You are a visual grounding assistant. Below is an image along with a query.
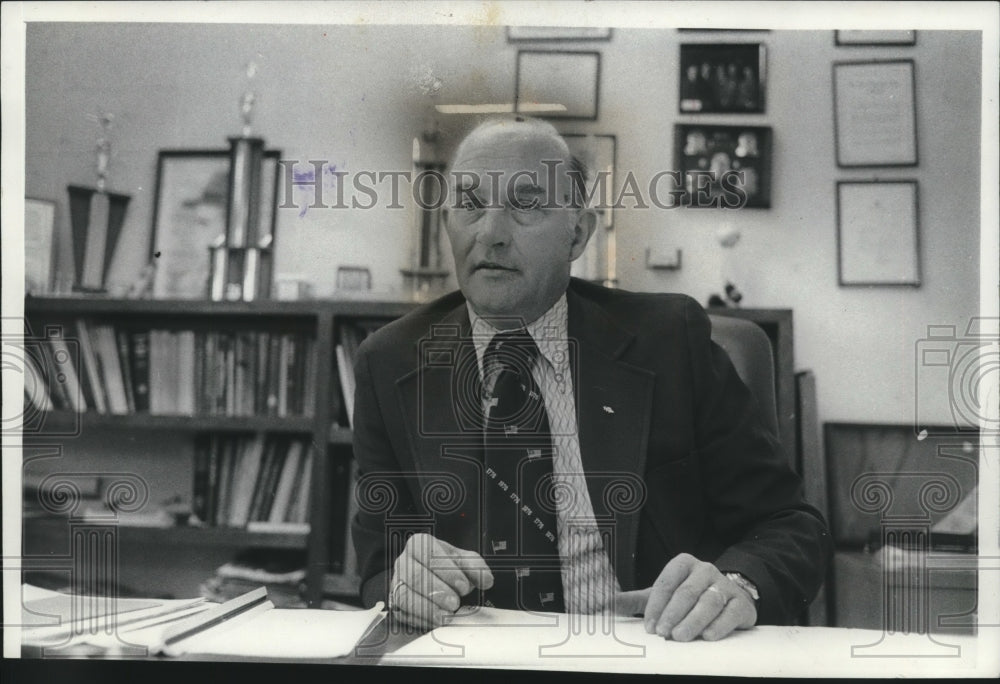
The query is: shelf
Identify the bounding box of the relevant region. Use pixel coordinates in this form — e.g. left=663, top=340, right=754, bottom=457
left=25, top=294, right=416, bottom=319
left=25, top=516, right=309, bottom=550
left=34, top=410, right=315, bottom=434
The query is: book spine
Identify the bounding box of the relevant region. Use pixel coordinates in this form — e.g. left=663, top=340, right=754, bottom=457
left=256, top=439, right=288, bottom=521
left=129, top=329, right=151, bottom=412
left=176, top=330, right=196, bottom=415
left=268, top=440, right=302, bottom=524
left=193, top=331, right=205, bottom=415
left=302, top=336, right=316, bottom=418
left=49, top=335, right=86, bottom=412
left=277, top=334, right=290, bottom=417
left=115, top=328, right=136, bottom=413
left=291, top=448, right=313, bottom=524
left=96, top=325, right=128, bottom=414
left=246, top=437, right=275, bottom=523
left=192, top=436, right=210, bottom=524
left=266, top=334, right=281, bottom=415
left=206, top=437, right=219, bottom=526
left=76, top=319, right=108, bottom=414
left=215, top=438, right=236, bottom=526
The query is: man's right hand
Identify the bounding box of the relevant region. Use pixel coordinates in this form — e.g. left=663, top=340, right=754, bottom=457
left=388, top=533, right=494, bottom=629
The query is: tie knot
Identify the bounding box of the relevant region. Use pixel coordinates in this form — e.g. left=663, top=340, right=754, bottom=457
left=484, top=328, right=539, bottom=372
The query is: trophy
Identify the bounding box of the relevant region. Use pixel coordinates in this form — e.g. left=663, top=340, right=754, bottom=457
left=68, top=112, right=131, bottom=293
left=400, top=114, right=449, bottom=301
left=208, top=62, right=273, bottom=301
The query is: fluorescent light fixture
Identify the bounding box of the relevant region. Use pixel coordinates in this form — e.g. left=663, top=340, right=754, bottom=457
left=434, top=103, right=567, bottom=114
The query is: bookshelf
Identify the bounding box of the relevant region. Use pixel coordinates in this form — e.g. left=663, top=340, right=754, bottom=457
left=21, top=294, right=414, bottom=606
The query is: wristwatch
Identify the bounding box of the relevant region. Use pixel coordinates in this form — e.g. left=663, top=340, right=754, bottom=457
left=724, top=572, right=760, bottom=603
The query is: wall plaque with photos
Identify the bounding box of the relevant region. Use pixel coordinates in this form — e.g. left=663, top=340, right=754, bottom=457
left=515, top=50, right=600, bottom=120
left=679, top=43, right=766, bottom=113
left=673, top=125, right=772, bottom=209
left=836, top=180, right=920, bottom=287
left=833, top=60, right=918, bottom=167
left=150, top=149, right=281, bottom=299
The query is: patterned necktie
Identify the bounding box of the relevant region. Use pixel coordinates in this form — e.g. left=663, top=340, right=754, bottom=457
left=480, top=329, right=565, bottom=612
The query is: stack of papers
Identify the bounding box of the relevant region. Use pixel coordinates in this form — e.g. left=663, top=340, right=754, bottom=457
left=19, top=584, right=384, bottom=659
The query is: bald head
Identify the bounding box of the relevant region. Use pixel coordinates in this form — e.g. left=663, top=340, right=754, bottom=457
left=449, top=116, right=588, bottom=209
left=442, top=116, right=597, bottom=326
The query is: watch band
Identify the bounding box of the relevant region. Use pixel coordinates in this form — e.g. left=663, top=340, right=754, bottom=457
left=724, top=572, right=760, bottom=602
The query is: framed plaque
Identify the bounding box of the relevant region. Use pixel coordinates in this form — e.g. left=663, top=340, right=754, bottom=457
left=833, top=60, right=918, bottom=167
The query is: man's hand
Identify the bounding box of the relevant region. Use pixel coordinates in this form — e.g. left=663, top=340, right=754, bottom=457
left=388, top=533, right=494, bottom=630
left=614, top=553, right=757, bottom=642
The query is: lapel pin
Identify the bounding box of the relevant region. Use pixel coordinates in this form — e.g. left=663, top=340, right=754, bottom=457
left=602, top=405, right=615, bottom=414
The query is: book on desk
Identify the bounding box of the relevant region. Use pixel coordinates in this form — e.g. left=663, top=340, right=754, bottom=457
left=20, top=584, right=384, bottom=658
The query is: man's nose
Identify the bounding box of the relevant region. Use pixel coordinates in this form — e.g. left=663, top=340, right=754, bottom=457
left=475, top=206, right=515, bottom=246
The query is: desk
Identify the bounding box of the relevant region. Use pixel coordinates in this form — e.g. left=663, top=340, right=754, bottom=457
left=21, top=613, right=991, bottom=677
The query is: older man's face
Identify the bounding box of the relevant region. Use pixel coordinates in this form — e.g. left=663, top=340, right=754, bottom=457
left=445, top=124, right=593, bottom=326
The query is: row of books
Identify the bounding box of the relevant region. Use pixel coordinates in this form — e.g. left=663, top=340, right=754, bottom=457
left=192, top=434, right=313, bottom=528
left=333, top=319, right=385, bottom=428
left=24, top=320, right=315, bottom=418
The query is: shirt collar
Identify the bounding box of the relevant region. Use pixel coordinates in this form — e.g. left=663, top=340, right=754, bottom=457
left=468, top=294, right=569, bottom=376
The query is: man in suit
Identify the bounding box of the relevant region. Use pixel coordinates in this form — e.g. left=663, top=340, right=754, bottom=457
left=351, top=117, right=831, bottom=641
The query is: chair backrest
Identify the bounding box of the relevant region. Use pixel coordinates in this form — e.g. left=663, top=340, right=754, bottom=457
left=708, top=314, right=779, bottom=437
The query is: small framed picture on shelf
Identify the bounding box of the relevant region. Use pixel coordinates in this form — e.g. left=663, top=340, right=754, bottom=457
left=833, top=60, right=917, bottom=167
left=336, top=266, right=372, bottom=291
left=150, top=149, right=281, bottom=299
left=835, top=30, right=916, bottom=46
left=515, top=50, right=601, bottom=120
left=836, top=180, right=920, bottom=287
left=679, top=43, right=766, bottom=113
left=24, top=198, right=57, bottom=294
left=673, top=124, right=773, bottom=209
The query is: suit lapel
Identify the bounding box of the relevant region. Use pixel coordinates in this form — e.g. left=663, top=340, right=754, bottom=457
left=568, top=288, right=655, bottom=590
left=394, top=303, right=484, bottom=549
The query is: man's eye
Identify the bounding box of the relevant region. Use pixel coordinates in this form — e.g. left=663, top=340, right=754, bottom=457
left=459, top=196, right=483, bottom=211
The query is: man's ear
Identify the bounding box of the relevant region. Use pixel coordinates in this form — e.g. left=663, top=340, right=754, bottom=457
left=568, top=208, right=598, bottom=262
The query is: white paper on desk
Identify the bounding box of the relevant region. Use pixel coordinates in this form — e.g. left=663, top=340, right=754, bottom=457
left=180, top=603, right=386, bottom=658
left=387, top=608, right=799, bottom=670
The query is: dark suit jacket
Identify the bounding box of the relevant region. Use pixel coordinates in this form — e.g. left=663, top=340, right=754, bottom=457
left=350, top=278, right=831, bottom=625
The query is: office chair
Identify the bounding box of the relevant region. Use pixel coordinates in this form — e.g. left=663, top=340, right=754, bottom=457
left=708, top=314, right=778, bottom=437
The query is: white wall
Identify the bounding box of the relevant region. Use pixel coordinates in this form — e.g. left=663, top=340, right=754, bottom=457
left=26, top=24, right=982, bottom=427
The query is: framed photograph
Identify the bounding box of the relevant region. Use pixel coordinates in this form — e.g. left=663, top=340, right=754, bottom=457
left=679, top=43, right=766, bottom=113
left=150, top=149, right=281, bottom=299
left=507, top=26, right=612, bottom=42
left=833, top=60, right=917, bottom=167
left=563, top=134, right=617, bottom=285
left=835, top=30, right=916, bottom=46
left=336, top=266, right=372, bottom=291
left=515, top=50, right=600, bottom=120
left=836, top=180, right=920, bottom=287
left=24, top=198, right=57, bottom=294
left=673, top=124, right=773, bottom=209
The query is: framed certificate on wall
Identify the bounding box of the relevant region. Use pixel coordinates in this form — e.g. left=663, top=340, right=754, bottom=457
left=833, top=60, right=918, bottom=167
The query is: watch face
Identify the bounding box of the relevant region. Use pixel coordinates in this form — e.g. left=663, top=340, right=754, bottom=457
left=726, top=572, right=759, bottom=601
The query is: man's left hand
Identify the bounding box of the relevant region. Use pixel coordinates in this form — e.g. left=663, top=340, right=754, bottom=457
left=614, top=553, right=757, bottom=642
